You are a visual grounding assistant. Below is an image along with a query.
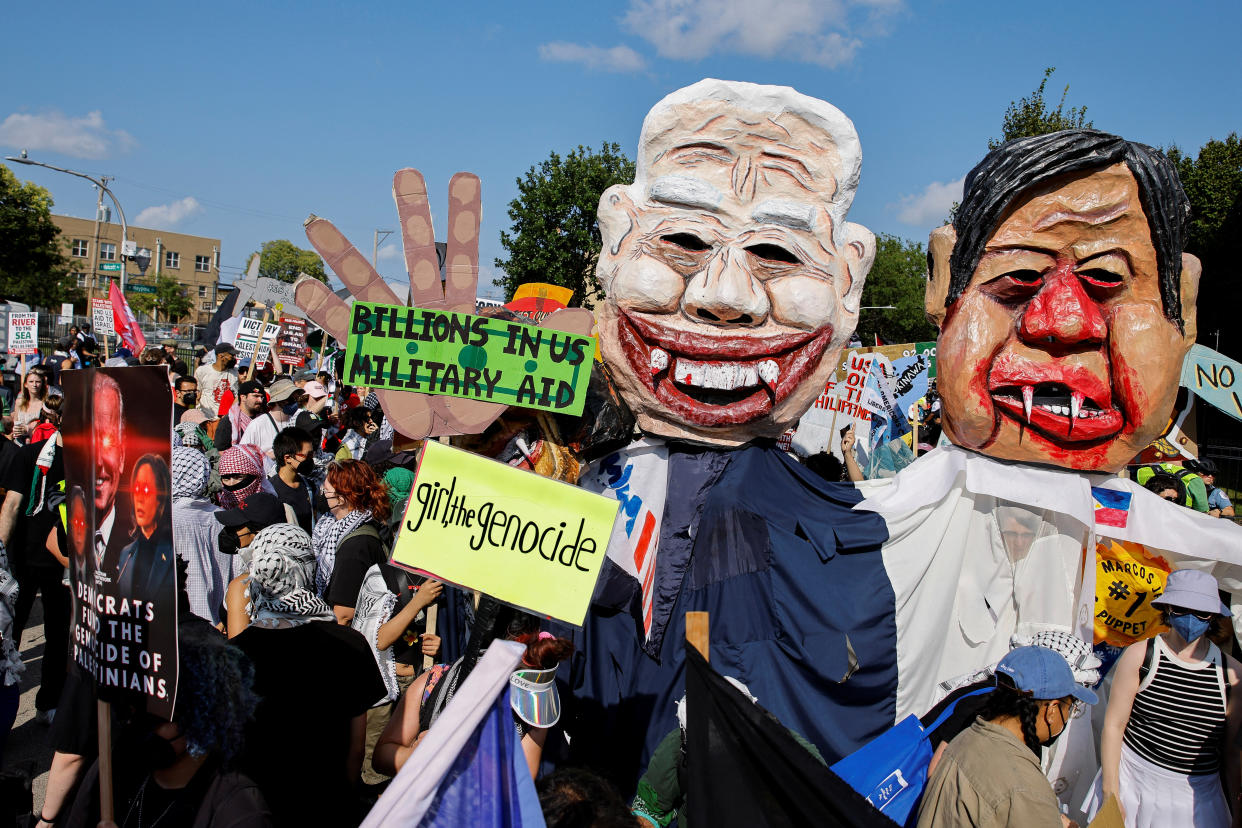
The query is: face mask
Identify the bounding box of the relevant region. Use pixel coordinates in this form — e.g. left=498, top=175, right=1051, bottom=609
left=222, top=475, right=255, bottom=492
left=297, top=458, right=315, bottom=475
left=181, top=392, right=198, bottom=405
left=1039, top=703, right=1069, bottom=749
left=140, top=729, right=180, bottom=770
left=218, top=528, right=240, bottom=556
left=282, top=401, right=300, bottom=416
left=1170, top=613, right=1211, bottom=644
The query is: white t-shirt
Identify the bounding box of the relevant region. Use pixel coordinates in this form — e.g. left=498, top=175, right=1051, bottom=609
left=194, top=364, right=238, bottom=417
left=240, top=412, right=289, bottom=477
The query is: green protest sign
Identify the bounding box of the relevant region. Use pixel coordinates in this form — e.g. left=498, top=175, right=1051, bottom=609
left=392, top=440, right=619, bottom=626
left=344, top=302, right=595, bottom=416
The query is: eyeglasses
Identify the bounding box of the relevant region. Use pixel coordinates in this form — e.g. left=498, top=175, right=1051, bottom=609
left=1168, top=608, right=1214, bottom=621
left=1161, top=494, right=1179, bottom=502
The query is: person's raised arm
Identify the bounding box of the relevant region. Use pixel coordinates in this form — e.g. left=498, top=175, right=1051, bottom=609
left=375, top=580, right=442, bottom=651
left=841, top=426, right=864, bottom=483
left=1102, top=640, right=1145, bottom=815
left=373, top=671, right=432, bottom=777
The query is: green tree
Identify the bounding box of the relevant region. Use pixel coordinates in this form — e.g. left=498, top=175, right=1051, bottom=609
left=855, top=234, right=938, bottom=345
left=989, top=67, right=1093, bottom=148
left=254, top=239, right=327, bottom=283
left=127, top=274, right=194, bottom=323
left=1166, top=134, right=1242, bottom=357
left=0, top=164, right=76, bottom=308
left=495, top=143, right=636, bottom=308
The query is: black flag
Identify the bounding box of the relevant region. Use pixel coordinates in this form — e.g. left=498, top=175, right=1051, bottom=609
left=685, top=643, right=897, bottom=828
left=196, top=288, right=240, bottom=348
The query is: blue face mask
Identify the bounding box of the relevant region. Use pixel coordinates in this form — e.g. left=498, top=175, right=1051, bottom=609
left=282, top=401, right=300, bottom=415
left=1169, top=613, right=1211, bottom=644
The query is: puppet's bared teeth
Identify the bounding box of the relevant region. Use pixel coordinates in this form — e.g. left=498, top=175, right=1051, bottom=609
left=1022, top=385, right=1034, bottom=424
left=672, top=358, right=761, bottom=390
left=758, top=360, right=779, bottom=386
left=650, top=347, right=669, bottom=374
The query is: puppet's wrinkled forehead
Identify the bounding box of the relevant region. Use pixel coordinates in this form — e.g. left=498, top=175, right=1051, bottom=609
left=633, top=78, right=862, bottom=213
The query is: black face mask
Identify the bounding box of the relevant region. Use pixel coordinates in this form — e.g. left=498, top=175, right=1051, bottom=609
left=218, top=528, right=241, bottom=556
left=140, top=729, right=180, bottom=770
left=221, top=475, right=256, bottom=492
left=1039, top=704, right=1069, bottom=749
left=180, top=391, right=198, bottom=405
left=297, top=458, right=315, bottom=475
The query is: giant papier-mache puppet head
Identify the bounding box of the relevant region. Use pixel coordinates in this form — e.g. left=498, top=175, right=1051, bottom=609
left=595, top=79, right=876, bottom=446
left=925, top=130, right=1199, bottom=472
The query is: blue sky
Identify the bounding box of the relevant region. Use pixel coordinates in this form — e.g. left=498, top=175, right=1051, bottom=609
left=2, top=0, right=1238, bottom=301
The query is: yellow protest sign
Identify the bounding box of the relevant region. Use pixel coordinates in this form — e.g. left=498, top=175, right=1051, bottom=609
left=392, top=440, right=619, bottom=626
left=1094, top=538, right=1171, bottom=647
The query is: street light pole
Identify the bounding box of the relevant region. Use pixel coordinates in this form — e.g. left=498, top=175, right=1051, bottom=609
left=5, top=153, right=130, bottom=293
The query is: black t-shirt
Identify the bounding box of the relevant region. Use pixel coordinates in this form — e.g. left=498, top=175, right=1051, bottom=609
left=1, top=438, right=65, bottom=569
left=268, top=473, right=313, bottom=534
left=233, top=620, right=384, bottom=828
left=324, top=521, right=387, bottom=609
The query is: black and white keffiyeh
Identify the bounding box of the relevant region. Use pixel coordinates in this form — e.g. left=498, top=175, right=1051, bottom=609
left=0, top=541, right=23, bottom=686
left=351, top=563, right=399, bottom=703
left=311, top=509, right=370, bottom=597
left=246, top=524, right=334, bottom=626
left=172, top=446, right=210, bottom=500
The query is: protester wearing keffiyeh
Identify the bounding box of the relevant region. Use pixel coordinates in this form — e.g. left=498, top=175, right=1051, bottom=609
left=311, top=508, right=370, bottom=598
left=217, top=445, right=274, bottom=509
left=172, top=447, right=234, bottom=625
left=245, top=524, right=335, bottom=627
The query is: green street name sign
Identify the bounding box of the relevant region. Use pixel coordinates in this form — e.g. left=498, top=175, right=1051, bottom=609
left=98, top=262, right=123, bottom=272
left=126, top=284, right=156, bottom=294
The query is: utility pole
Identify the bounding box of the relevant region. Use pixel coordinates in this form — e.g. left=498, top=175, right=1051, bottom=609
left=88, top=177, right=112, bottom=305
left=373, top=229, right=393, bottom=268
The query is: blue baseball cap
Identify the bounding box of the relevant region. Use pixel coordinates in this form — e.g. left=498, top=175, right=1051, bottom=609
left=995, top=646, right=1098, bottom=705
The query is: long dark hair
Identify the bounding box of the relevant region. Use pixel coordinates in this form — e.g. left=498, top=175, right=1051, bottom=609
left=978, top=674, right=1048, bottom=755
left=130, top=454, right=172, bottom=541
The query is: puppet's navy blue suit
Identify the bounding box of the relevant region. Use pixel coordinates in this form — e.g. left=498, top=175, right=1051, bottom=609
left=561, top=442, right=897, bottom=792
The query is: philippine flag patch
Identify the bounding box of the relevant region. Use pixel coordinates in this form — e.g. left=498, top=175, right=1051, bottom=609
left=1093, top=487, right=1133, bottom=529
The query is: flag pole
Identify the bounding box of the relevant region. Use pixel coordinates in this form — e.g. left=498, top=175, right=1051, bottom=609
left=685, top=611, right=710, bottom=662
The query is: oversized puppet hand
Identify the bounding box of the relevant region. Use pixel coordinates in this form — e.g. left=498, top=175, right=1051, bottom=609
left=294, top=169, right=594, bottom=439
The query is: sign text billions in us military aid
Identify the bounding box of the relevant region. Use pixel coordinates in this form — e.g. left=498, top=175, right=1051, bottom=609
left=391, top=441, right=619, bottom=626
left=345, top=302, right=595, bottom=417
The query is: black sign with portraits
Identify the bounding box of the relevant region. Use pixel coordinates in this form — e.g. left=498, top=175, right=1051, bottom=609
left=63, top=366, right=177, bottom=718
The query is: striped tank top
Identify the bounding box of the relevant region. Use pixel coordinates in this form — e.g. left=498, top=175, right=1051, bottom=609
left=1123, top=636, right=1227, bottom=775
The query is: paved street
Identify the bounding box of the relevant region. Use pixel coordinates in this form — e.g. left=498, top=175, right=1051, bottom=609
left=4, top=597, right=53, bottom=819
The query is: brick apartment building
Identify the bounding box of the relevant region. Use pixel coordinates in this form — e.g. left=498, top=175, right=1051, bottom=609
left=51, top=212, right=224, bottom=326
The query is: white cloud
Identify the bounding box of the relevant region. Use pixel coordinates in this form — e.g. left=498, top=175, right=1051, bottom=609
left=538, top=42, right=648, bottom=73
left=135, top=197, right=203, bottom=228
left=376, top=243, right=402, bottom=261
left=0, top=110, right=135, bottom=160
left=621, top=0, right=900, bottom=68
left=893, top=177, right=964, bottom=227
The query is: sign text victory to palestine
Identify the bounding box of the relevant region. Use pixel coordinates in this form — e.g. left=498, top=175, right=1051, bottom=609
left=345, top=302, right=595, bottom=416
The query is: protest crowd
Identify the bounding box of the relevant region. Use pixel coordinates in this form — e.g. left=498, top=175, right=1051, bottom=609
left=1, top=79, right=1241, bottom=828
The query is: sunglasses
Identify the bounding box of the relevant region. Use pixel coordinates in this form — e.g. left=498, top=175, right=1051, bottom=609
left=1168, top=607, right=1215, bottom=621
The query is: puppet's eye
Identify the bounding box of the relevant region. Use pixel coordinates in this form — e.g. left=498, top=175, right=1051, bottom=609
left=745, top=243, right=800, bottom=264
left=1077, top=268, right=1123, bottom=287
left=1001, top=269, right=1043, bottom=286
left=660, top=233, right=711, bottom=252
